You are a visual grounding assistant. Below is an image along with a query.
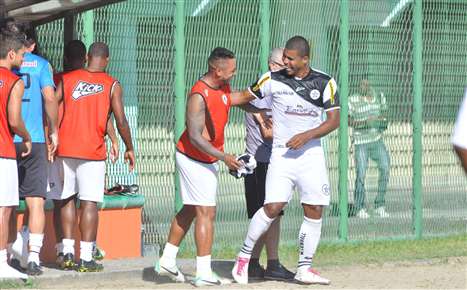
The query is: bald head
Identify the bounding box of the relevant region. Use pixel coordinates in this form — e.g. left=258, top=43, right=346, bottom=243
left=268, top=47, right=284, bottom=72
left=88, top=42, right=109, bottom=58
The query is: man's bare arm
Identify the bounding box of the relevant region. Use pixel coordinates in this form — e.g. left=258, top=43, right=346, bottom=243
left=287, top=109, right=340, bottom=149
left=186, top=93, right=241, bottom=170
left=43, top=85, right=58, bottom=134
left=230, top=89, right=256, bottom=106
left=8, top=80, right=32, bottom=156
left=454, top=146, right=467, bottom=174
left=111, top=82, right=135, bottom=171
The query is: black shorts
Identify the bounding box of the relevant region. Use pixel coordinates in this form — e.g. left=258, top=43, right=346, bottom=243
left=16, top=143, right=47, bottom=199
left=244, top=162, right=284, bottom=218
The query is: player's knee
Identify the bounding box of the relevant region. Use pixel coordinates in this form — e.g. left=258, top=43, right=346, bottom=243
left=195, top=205, right=216, bottom=220
left=263, top=203, right=283, bottom=218
left=303, top=204, right=323, bottom=219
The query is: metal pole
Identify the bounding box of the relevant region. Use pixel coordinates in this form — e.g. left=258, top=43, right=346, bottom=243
left=174, top=0, right=186, bottom=212
left=82, top=10, right=94, bottom=49
left=338, top=0, right=349, bottom=241
left=412, top=0, right=423, bottom=239
left=260, top=0, right=270, bottom=73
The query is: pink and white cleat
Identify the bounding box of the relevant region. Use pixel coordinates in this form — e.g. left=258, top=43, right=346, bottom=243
left=231, top=257, right=249, bottom=284
left=294, top=267, right=330, bottom=285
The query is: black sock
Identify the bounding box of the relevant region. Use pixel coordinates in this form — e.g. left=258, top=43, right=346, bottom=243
left=250, top=258, right=260, bottom=267
left=267, top=259, right=280, bottom=268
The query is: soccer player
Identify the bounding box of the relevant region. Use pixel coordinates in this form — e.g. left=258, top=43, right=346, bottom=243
left=49, top=40, right=118, bottom=269
left=0, top=31, right=31, bottom=279
left=452, top=88, right=467, bottom=173
left=232, top=36, right=340, bottom=285
left=4, top=22, right=59, bottom=276
left=55, top=42, right=135, bottom=272
left=155, top=47, right=259, bottom=286
left=243, top=47, right=294, bottom=281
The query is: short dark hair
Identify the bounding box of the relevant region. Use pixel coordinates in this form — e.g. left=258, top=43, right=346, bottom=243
left=88, top=42, right=109, bottom=58
left=64, top=40, right=86, bottom=61
left=0, top=19, right=34, bottom=47
left=208, top=47, right=235, bottom=66
left=0, top=32, right=24, bottom=59
left=285, top=36, right=310, bottom=57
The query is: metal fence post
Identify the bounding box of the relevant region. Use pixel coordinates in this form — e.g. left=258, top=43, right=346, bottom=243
left=412, top=0, right=423, bottom=239
left=174, top=0, right=186, bottom=213
left=260, top=0, right=270, bottom=73
left=338, top=0, right=349, bottom=241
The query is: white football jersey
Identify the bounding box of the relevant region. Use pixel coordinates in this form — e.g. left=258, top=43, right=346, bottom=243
left=249, top=68, right=340, bottom=150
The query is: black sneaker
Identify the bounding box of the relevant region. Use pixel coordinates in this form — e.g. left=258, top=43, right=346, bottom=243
left=264, top=263, right=295, bottom=281
left=77, top=259, right=104, bottom=272
left=9, top=258, right=25, bottom=271
left=56, top=252, right=64, bottom=266
left=248, top=262, right=265, bottom=280
left=60, top=253, right=76, bottom=270
left=26, top=261, right=43, bottom=276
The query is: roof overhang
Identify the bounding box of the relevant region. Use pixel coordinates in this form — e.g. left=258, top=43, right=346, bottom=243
left=1, top=0, right=125, bottom=26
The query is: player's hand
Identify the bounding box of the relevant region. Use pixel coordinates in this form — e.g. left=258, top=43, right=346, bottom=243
left=124, top=149, right=135, bottom=172
left=223, top=153, right=242, bottom=171
left=286, top=131, right=312, bottom=150
left=110, top=141, right=119, bottom=163
left=21, top=138, right=32, bottom=158
left=48, top=131, right=58, bottom=158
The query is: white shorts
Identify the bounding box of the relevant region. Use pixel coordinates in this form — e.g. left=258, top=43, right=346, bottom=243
left=47, top=160, right=65, bottom=200
left=0, top=158, right=19, bottom=206
left=61, top=157, right=106, bottom=203
left=265, top=147, right=331, bottom=206
left=176, top=152, right=218, bottom=206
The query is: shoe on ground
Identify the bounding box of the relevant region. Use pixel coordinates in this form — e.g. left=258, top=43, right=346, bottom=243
left=154, top=258, right=185, bottom=282
left=60, top=253, right=76, bottom=270
left=9, top=258, right=24, bottom=272
left=294, top=267, right=330, bottom=285
left=77, top=259, right=104, bottom=272
left=248, top=262, right=265, bottom=280
left=56, top=252, right=64, bottom=266
left=192, top=272, right=230, bottom=287
left=92, top=245, right=105, bottom=261
left=356, top=208, right=370, bottom=219
left=0, top=263, right=28, bottom=279
left=231, top=256, right=249, bottom=284
left=375, top=206, right=390, bottom=218
left=264, top=263, right=295, bottom=281
left=26, top=261, right=43, bottom=276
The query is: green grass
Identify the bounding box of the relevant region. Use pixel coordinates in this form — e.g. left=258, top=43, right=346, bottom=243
left=179, top=234, right=467, bottom=268
left=0, top=278, right=36, bottom=289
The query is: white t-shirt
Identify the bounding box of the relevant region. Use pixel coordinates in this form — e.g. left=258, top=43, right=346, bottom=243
left=452, top=88, right=467, bottom=150
left=249, top=68, right=340, bottom=151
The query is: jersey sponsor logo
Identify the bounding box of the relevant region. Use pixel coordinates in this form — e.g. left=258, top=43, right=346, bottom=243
left=310, top=89, right=320, bottom=100
left=72, top=81, right=104, bottom=100
left=0, top=80, right=3, bottom=88
left=222, top=94, right=228, bottom=105
left=322, top=184, right=330, bottom=196
left=285, top=105, right=319, bottom=117
left=21, top=60, right=38, bottom=68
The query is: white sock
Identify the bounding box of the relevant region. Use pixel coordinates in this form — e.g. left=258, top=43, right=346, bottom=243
left=10, top=228, right=27, bottom=256
left=160, top=243, right=179, bottom=268
left=62, top=238, right=75, bottom=255
left=80, top=241, right=94, bottom=262
left=239, top=207, right=275, bottom=259
left=28, top=233, right=44, bottom=264
left=196, top=255, right=212, bottom=278
left=55, top=242, right=64, bottom=255
left=0, top=249, right=7, bottom=264
left=297, top=217, right=322, bottom=270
